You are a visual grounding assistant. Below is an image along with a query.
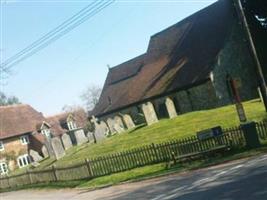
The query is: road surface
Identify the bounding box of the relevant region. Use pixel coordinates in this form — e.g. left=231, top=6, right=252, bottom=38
left=1, top=153, right=267, bottom=200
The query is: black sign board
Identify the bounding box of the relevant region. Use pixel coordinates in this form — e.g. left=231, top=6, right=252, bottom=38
left=197, top=126, right=223, bottom=140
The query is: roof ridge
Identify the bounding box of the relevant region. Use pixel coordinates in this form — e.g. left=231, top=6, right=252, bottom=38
left=46, top=112, right=68, bottom=119
left=109, top=53, right=146, bottom=71
left=0, top=104, right=29, bottom=109
left=150, top=0, right=218, bottom=39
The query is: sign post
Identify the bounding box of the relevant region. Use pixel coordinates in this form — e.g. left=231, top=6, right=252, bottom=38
left=227, top=74, right=247, bottom=123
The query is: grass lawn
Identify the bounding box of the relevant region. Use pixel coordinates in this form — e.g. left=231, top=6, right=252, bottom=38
left=35, top=99, right=266, bottom=169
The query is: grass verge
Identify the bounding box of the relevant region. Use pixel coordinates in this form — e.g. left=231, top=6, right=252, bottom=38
left=2, top=145, right=267, bottom=193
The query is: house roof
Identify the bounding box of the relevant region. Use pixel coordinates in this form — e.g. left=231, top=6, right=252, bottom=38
left=45, top=109, right=88, bottom=136
left=0, top=104, right=45, bottom=139
left=46, top=114, right=67, bottom=137
left=92, top=0, right=236, bottom=117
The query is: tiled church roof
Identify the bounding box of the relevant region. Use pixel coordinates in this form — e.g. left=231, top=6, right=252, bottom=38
left=92, top=0, right=238, bottom=117
left=0, top=104, right=45, bottom=139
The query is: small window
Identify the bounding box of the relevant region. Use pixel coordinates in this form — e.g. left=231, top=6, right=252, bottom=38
left=0, top=162, right=8, bottom=175
left=20, top=135, right=30, bottom=145
left=0, top=141, right=4, bottom=151
left=67, top=121, right=77, bottom=130
left=41, top=128, right=51, bottom=138
left=17, top=154, right=31, bottom=168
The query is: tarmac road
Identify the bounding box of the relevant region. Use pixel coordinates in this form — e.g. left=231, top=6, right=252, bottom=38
left=1, top=153, right=267, bottom=200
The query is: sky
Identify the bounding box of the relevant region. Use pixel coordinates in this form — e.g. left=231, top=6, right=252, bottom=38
left=1, top=0, right=216, bottom=116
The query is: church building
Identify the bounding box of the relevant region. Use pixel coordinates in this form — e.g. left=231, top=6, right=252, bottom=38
left=91, top=0, right=261, bottom=134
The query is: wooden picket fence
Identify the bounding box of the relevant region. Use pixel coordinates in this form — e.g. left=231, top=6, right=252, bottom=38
left=1, top=121, right=267, bottom=190
left=256, top=121, right=267, bottom=140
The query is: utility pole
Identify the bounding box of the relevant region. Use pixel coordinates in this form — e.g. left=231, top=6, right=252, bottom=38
left=235, top=0, right=267, bottom=112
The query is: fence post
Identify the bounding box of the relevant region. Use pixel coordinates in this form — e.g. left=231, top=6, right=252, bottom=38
left=52, top=165, right=58, bottom=182
left=6, top=174, right=11, bottom=188
left=85, top=158, right=93, bottom=178
left=26, top=169, right=33, bottom=185
left=241, top=122, right=261, bottom=148
left=171, top=152, right=176, bottom=165
left=151, top=143, right=160, bottom=162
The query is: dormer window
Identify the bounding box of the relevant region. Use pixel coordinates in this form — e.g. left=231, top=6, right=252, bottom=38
left=39, top=121, right=52, bottom=138
left=20, top=135, right=30, bottom=145
left=0, top=141, right=4, bottom=151
left=67, top=120, right=77, bottom=130
left=41, top=128, right=51, bottom=138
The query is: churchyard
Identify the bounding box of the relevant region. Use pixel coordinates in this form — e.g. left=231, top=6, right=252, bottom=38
left=36, top=99, right=266, bottom=169
left=1, top=99, right=267, bottom=191
left=6, top=99, right=266, bottom=173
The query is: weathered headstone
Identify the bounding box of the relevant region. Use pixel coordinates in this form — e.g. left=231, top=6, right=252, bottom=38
left=91, top=116, right=109, bottom=143
left=87, top=131, right=95, bottom=143
left=51, top=137, right=65, bottom=160
left=141, top=102, right=158, bottom=125
left=113, top=116, right=125, bottom=133
left=29, top=149, right=43, bottom=162
left=74, top=129, right=88, bottom=145
left=43, top=138, right=55, bottom=157
left=106, top=118, right=116, bottom=134
left=41, top=145, right=49, bottom=158
left=165, top=97, right=177, bottom=118
left=61, top=133, right=73, bottom=150
left=122, top=114, right=135, bottom=129
left=106, top=116, right=124, bottom=134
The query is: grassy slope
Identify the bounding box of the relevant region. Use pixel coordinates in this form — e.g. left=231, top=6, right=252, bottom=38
left=35, top=99, right=266, bottom=169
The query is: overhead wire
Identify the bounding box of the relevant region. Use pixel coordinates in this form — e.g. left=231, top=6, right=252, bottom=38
left=0, top=0, right=115, bottom=72
left=1, top=0, right=100, bottom=67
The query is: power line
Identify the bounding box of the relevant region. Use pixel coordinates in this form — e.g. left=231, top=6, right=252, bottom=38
left=1, top=0, right=99, bottom=66
left=0, top=0, right=115, bottom=72
left=1, top=0, right=114, bottom=70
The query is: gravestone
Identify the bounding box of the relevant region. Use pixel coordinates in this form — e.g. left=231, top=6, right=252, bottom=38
left=91, top=116, right=109, bottom=143
left=113, top=116, right=125, bottom=133
left=43, top=138, right=55, bottom=157
left=141, top=102, right=158, bottom=125
left=106, top=116, right=124, bottom=134
left=74, top=129, right=88, bottom=145
left=61, top=133, right=73, bottom=150
left=51, top=137, right=65, bottom=160
left=165, top=97, right=177, bottom=119
left=122, top=114, right=135, bottom=129
left=41, top=145, right=49, bottom=158
left=87, top=131, right=95, bottom=143
left=106, top=118, right=116, bottom=134
left=29, top=149, right=43, bottom=162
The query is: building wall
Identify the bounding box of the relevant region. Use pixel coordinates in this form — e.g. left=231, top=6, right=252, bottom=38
left=170, top=81, right=217, bottom=114
left=0, top=135, right=30, bottom=170
left=211, top=18, right=259, bottom=106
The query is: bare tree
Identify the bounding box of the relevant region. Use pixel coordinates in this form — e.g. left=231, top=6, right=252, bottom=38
left=61, top=104, right=84, bottom=113
left=80, top=85, right=102, bottom=111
